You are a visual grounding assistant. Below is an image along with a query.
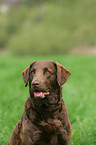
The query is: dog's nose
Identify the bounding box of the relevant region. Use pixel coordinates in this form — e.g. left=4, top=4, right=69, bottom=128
left=32, top=81, right=40, bottom=87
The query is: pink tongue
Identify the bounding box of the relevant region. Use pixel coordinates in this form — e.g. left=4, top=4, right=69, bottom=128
left=34, top=92, right=49, bottom=97
left=34, top=92, right=43, bottom=97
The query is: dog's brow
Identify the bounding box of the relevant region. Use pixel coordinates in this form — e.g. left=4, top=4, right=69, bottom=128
left=30, top=67, right=35, bottom=71
left=44, top=67, right=52, bottom=71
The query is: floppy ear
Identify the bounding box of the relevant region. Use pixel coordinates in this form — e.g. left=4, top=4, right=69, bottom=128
left=22, top=62, right=35, bottom=87
left=22, top=66, right=30, bottom=87
left=55, top=62, right=71, bottom=86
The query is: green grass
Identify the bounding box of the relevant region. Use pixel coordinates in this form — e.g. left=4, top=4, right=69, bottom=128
left=0, top=55, right=96, bottom=145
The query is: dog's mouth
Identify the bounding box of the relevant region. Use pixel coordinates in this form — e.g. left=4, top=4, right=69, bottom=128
left=34, top=90, right=49, bottom=99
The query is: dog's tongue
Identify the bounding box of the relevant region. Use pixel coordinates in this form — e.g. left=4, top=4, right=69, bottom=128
left=34, top=92, right=49, bottom=98
left=34, top=92, right=43, bottom=97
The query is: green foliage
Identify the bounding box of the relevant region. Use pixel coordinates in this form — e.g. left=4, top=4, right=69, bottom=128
left=0, top=0, right=96, bottom=54
left=0, top=14, right=8, bottom=48
left=0, top=55, right=96, bottom=144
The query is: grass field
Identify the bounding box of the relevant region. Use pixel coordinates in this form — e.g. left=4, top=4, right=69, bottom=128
left=0, top=55, right=96, bottom=145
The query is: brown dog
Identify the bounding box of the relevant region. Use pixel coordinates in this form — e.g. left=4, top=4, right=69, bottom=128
left=8, top=61, right=71, bottom=145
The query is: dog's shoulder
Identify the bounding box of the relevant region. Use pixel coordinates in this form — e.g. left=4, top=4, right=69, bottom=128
left=24, top=97, right=32, bottom=111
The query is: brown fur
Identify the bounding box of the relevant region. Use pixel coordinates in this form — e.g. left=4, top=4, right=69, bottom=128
left=8, top=61, right=71, bottom=145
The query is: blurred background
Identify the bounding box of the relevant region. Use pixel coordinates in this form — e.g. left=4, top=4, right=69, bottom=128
left=0, top=0, right=96, bottom=55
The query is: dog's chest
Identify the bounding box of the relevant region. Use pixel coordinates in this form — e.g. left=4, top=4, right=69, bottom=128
left=21, top=112, right=61, bottom=145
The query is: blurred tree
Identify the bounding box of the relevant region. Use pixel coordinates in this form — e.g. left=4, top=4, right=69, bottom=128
left=0, top=0, right=96, bottom=55
left=24, top=0, right=45, bottom=7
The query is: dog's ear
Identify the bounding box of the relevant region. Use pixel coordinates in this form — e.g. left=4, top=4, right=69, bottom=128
left=55, top=62, right=71, bottom=86
left=22, top=66, right=30, bottom=87
left=22, top=62, right=35, bottom=87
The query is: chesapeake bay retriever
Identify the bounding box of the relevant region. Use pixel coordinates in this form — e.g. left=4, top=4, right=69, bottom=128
left=8, top=61, right=71, bottom=145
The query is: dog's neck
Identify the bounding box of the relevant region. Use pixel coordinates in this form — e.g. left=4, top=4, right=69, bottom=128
left=29, top=86, right=62, bottom=112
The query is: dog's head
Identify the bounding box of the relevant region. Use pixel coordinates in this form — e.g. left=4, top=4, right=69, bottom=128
left=22, top=61, right=70, bottom=99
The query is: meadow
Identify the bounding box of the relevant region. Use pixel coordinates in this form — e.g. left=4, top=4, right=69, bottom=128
left=0, top=55, right=96, bottom=145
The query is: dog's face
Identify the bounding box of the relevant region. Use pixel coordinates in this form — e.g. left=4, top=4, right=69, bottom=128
left=22, top=61, right=70, bottom=99
left=29, top=61, right=57, bottom=98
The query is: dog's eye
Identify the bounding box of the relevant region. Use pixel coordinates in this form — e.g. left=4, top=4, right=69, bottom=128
left=31, top=69, right=35, bottom=74
left=46, top=70, right=51, bottom=74
left=45, top=68, right=51, bottom=74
